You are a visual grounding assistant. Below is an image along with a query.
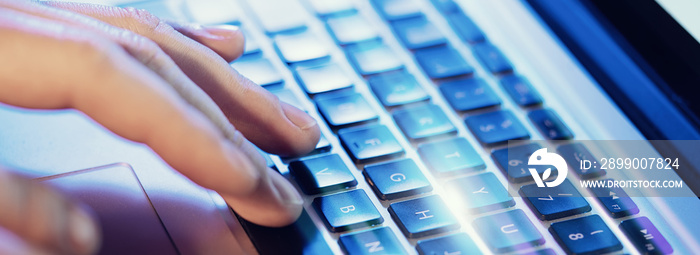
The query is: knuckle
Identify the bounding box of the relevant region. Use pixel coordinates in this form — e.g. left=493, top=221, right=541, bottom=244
left=119, top=7, right=174, bottom=37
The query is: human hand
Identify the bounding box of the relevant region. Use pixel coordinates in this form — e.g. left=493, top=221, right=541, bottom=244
left=0, top=0, right=321, bottom=254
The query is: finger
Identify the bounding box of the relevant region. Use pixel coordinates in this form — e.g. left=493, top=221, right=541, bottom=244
left=43, top=2, right=321, bottom=157
left=0, top=168, right=100, bottom=255
left=167, top=22, right=245, bottom=62
left=0, top=4, right=301, bottom=225
left=0, top=8, right=260, bottom=198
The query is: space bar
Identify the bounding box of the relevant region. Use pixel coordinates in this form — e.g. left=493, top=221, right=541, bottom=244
left=236, top=209, right=333, bottom=255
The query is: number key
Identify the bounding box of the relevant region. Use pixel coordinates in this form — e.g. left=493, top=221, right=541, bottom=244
left=550, top=215, right=622, bottom=255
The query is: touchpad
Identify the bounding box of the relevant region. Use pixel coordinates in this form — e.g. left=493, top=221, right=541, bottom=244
left=39, top=163, right=178, bottom=255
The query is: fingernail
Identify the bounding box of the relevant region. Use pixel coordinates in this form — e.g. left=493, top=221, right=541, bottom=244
left=70, top=207, right=99, bottom=255
left=281, top=103, right=317, bottom=130
left=201, top=24, right=241, bottom=39
left=270, top=173, right=303, bottom=207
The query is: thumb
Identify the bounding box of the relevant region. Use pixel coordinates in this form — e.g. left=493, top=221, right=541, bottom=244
left=0, top=168, right=100, bottom=255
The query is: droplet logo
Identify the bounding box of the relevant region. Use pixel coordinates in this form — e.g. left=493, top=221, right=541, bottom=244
left=528, top=148, right=568, bottom=187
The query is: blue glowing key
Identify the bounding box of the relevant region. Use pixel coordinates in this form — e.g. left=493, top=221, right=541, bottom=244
left=473, top=209, right=544, bottom=253
left=391, top=17, right=447, bottom=50
left=372, top=0, right=422, bottom=21
left=316, top=93, right=378, bottom=128
left=430, top=0, right=460, bottom=13
left=417, top=137, right=485, bottom=176
left=445, top=12, right=485, bottom=43
left=415, top=46, right=473, bottom=79
left=439, top=78, right=501, bottom=111
left=472, top=42, right=513, bottom=73
left=550, top=215, right=622, bottom=255
left=589, top=179, right=639, bottom=218
left=368, top=71, right=429, bottom=107
left=312, top=190, right=383, bottom=232
left=326, top=14, right=380, bottom=46
left=339, top=227, right=406, bottom=255
left=294, top=63, right=353, bottom=94
left=363, top=159, right=432, bottom=200
left=520, top=180, right=591, bottom=220
left=339, top=124, right=404, bottom=163
left=417, top=233, right=481, bottom=255
left=289, top=154, right=357, bottom=195
left=274, top=31, right=330, bottom=64
left=492, top=143, right=552, bottom=183
left=620, top=217, right=673, bottom=255
left=346, top=43, right=404, bottom=75
left=230, top=58, right=283, bottom=86
left=465, top=110, right=530, bottom=146
left=528, top=109, right=574, bottom=140
left=444, top=172, right=515, bottom=213
left=389, top=195, right=460, bottom=238
left=393, top=104, right=456, bottom=141
left=500, top=74, right=542, bottom=106
left=557, top=143, right=606, bottom=179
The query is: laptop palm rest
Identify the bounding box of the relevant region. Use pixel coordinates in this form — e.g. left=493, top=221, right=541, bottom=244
left=38, top=163, right=178, bottom=255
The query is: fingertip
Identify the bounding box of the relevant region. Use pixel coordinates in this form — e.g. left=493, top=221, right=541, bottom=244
left=274, top=103, right=321, bottom=157
left=69, top=205, right=100, bottom=255
left=222, top=169, right=303, bottom=227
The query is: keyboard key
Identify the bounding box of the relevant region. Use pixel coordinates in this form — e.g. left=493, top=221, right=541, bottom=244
left=308, top=0, right=355, bottom=17
left=415, top=46, right=473, bottom=79
left=522, top=249, right=556, bottom=255
left=444, top=172, right=514, bottom=213
left=368, top=71, right=429, bottom=107
left=346, top=43, right=404, bottom=75
left=492, top=143, right=553, bottom=183
left=312, top=190, right=383, bottom=232
left=416, top=233, right=481, bottom=255
left=316, top=93, right=378, bottom=127
left=246, top=0, right=308, bottom=34
left=590, top=179, right=639, bottom=218
left=230, top=58, right=283, bottom=86
left=430, top=0, right=460, bottom=14
left=445, top=12, right=485, bottom=43
left=439, top=78, right=501, bottom=111
left=389, top=195, right=460, bottom=238
left=187, top=0, right=241, bottom=25
left=500, top=74, right=543, bottom=106
left=472, top=42, right=513, bottom=73
left=274, top=31, right=330, bottom=64
left=550, top=215, right=622, bottom=255
left=363, top=159, right=432, bottom=200
left=417, top=137, right=485, bottom=176
left=326, top=14, right=380, bottom=46
left=283, top=133, right=333, bottom=159
left=391, top=17, right=447, bottom=50
left=294, top=63, right=353, bottom=94
left=339, top=125, right=404, bottom=163
left=242, top=32, right=262, bottom=56
left=289, top=154, right=357, bottom=195
left=393, top=104, right=456, bottom=141
left=373, top=0, right=422, bottom=21
left=619, top=217, right=673, bottom=255
left=557, top=143, right=606, bottom=179
left=339, top=227, right=406, bottom=255
left=472, top=209, right=544, bottom=253
left=528, top=109, right=574, bottom=140
left=465, top=110, right=530, bottom=146
left=270, top=89, right=305, bottom=111
left=520, top=180, right=591, bottom=220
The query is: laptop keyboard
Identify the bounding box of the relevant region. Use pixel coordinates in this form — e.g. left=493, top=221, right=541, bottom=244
left=121, top=0, right=673, bottom=254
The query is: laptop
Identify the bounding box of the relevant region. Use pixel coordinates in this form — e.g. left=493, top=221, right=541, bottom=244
left=2, top=0, right=699, bottom=254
